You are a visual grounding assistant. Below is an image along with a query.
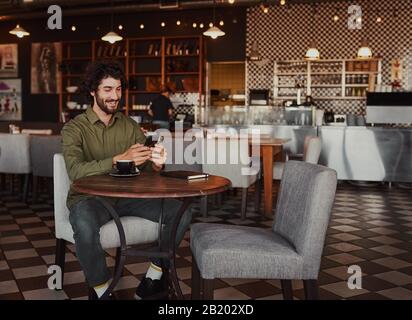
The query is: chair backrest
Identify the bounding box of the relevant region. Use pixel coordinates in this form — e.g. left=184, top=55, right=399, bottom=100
left=303, top=136, right=321, bottom=164
left=0, top=133, right=31, bottom=174
left=273, top=161, right=337, bottom=277
left=31, top=135, right=62, bottom=177
left=202, top=135, right=257, bottom=188
left=53, top=153, right=71, bottom=240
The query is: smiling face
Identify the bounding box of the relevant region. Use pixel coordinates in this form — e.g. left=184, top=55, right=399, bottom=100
left=91, top=76, right=122, bottom=115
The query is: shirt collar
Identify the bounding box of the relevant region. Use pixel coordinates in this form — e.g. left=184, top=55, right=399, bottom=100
left=86, top=107, right=122, bottom=126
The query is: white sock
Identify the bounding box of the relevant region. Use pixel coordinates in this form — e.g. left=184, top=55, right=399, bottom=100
left=145, top=263, right=163, bottom=280
left=94, top=282, right=109, bottom=298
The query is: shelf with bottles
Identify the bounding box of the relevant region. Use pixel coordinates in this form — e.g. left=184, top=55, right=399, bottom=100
left=165, top=37, right=200, bottom=57
left=128, top=38, right=162, bottom=57
left=275, top=61, right=307, bottom=74
left=273, top=58, right=381, bottom=101
left=94, top=40, right=127, bottom=59
left=344, top=87, right=368, bottom=97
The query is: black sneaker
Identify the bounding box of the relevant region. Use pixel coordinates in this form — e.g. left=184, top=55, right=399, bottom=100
left=134, top=277, right=166, bottom=300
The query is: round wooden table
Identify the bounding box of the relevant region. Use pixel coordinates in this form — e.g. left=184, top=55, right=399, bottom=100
left=72, top=171, right=230, bottom=300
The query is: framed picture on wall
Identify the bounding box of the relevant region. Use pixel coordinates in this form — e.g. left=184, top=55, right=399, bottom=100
left=0, top=79, right=22, bottom=121
left=31, top=42, right=62, bottom=94
left=0, top=44, right=18, bottom=78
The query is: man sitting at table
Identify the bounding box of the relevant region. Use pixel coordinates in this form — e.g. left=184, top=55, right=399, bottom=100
left=61, top=61, right=192, bottom=300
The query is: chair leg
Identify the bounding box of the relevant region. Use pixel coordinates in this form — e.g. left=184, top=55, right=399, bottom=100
left=191, top=258, right=201, bottom=300
left=200, top=196, right=208, bottom=218
left=32, top=175, right=38, bottom=204
left=22, top=174, right=30, bottom=203
left=203, top=278, right=214, bottom=300
left=303, top=279, right=319, bottom=300
left=10, top=174, right=14, bottom=193
left=0, top=173, right=5, bottom=191
left=281, top=280, right=293, bottom=300
left=254, top=179, right=261, bottom=213
left=55, top=238, right=66, bottom=289
left=240, top=187, right=248, bottom=220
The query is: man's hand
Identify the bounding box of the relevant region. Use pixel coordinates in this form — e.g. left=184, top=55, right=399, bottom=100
left=150, top=143, right=167, bottom=170
left=113, top=144, right=152, bottom=166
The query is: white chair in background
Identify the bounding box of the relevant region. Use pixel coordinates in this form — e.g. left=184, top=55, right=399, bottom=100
left=0, top=133, right=31, bottom=201
left=202, top=136, right=260, bottom=220
left=273, top=135, right=322, bottom=180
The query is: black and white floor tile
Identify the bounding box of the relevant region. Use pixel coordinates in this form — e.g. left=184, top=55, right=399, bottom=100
left=0, top=181, right=411, bottom=300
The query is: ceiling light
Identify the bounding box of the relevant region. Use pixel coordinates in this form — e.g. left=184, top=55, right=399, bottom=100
left=176, top=20, right=181, bottom=26
left=193, top=22, right=197, bottom=28
left=203, top=26, right=225, bottom=39
left=376, top=16, right=382, bottom=23
left=333, top=14, right=339, bottom=22
left=161, top=22, right=166, bottom=27
left=280, top=0, right=286, bottom=5
left=228, top=0, right=235, bottom=4
left=101, top=31, right=123, bottom=44
left=305, top=47, right=320, bottom=61
left=9, top=24, right=30, bottom=38
left=357, top=38, right=372, bottom=59
left=140, top=24, right=144, bottom=29
left=200, top=23, right=204, bottom=28
left=118, top=25, right=123, bottom=30
left=305, top=4, right=320, bottom=61
left=204, top=0, right=225, bottom=39
left=102, top=3, right=122, bottom=44
left=71, top=25, right=76, bottom=31
left=260, top=3, right=269, bottom=14
left=219, top=20, right=224, bottom=26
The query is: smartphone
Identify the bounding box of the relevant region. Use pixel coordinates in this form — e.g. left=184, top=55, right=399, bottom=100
left=144, top=136, right=155, bottom=147
left=144, top=135, right=164, bottom=147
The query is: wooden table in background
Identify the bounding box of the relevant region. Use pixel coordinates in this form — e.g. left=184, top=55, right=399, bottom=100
left=251, top=138, right=290, bottom=218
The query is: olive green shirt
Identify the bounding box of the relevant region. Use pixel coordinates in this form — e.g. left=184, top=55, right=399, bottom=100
left=62, top=107, right=152, bottom=209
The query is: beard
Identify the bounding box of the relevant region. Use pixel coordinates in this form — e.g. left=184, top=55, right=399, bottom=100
left=95, top=94, right=120, bottom=115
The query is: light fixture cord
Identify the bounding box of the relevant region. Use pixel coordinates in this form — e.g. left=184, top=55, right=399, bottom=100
left=213, top=0, right=216, bottom=24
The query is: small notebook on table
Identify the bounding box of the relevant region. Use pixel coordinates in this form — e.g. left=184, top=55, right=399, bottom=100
left=160, top=171, right=209, bottom=180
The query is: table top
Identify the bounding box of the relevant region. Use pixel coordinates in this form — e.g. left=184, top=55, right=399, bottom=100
left=72, top=171, right=231, bottom=199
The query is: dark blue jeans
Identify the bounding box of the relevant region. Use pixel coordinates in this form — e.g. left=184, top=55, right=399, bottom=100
left=69, top=197, right=193, bottom=287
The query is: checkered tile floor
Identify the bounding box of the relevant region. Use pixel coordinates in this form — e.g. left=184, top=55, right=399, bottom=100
left=1, top=181, right=412, bottom=300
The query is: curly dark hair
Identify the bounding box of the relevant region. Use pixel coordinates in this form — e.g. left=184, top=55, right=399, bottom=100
left=81, top=61, right=127, bottom=104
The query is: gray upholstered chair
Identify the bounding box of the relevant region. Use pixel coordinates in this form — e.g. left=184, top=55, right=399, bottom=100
left=190, top=161, right=337, bottom=300
left=0, top=133, right=31, bottom=201
left=53, top=154, right=160, bottom=295
left=30, top=135, right=62, bottom=202
left=273, top=136, right=322, bottom=180
left=201, top=136, right=259, bottom=220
